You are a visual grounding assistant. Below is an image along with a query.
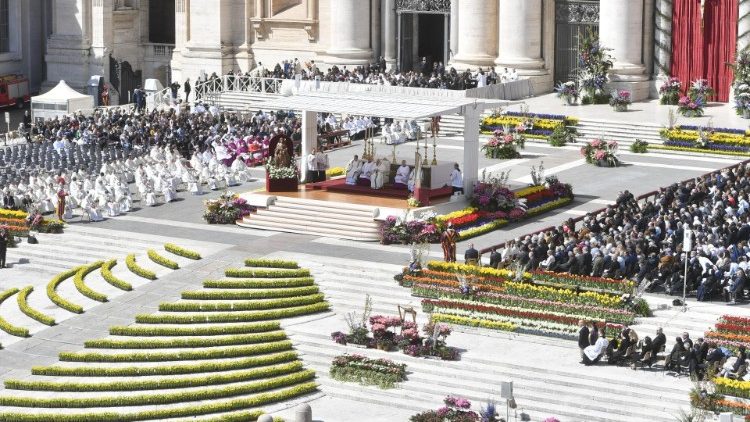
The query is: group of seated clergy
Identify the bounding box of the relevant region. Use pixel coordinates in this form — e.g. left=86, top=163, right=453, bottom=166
left=344, top=155, right=391, bottom=189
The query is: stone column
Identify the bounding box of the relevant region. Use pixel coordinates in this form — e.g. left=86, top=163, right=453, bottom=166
left=739, top=0, right=750, bottom=51
left=371, top=0, right=381, bottom=60
left=178, top=0, right=233, bottom=82
left=449, top=0, right=458, bottom=61
left=90, top=0, right=113, bottom=79
left=450, top=0, right=497, bottom=68
left=326, top=0, right=373, bottom=65
left=300, top=110, right=317, bottom=183
left=44, top=0, right=92, bottom=91
left=599, top=0, right=647, bottom=82
left=170, top=0, right=190, bottom=83
left=495, top=0, right=545, bottom=75
left=462, top=105, right=480, bottom=196
left=382, top=0, right=396, bottom=68
left=653, top=0, right=672, bottom=78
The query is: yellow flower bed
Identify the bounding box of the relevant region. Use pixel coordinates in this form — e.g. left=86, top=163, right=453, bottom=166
left=431, top=313, right=518, bottom=332
left=514, top=185, right=546, bottom=198
left=650, top=144, right=750, bottom=157
left=526, top=197, right=573, bottom=217
left=326, top=167, right=346, bottom=177
left=427, top=261, right=531, bottom=280
left=482, top=116, right=566, bottom=131
left=504, top=279, right=623, bottom=308
left=661, top=129, right=750, bottom=145
left=0, top=209, right=28, bottom=219
left=436, top=207, right=477, bottom=223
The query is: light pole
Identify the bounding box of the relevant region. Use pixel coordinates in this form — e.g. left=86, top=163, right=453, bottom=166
left=683, top=228, right=693, bottom=312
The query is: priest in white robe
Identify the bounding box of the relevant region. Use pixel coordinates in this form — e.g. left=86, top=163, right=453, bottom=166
left=394, top=160, right=411, bottom=186
left=371, top=158, right=390, bottom=189
left=345, top=155, right=363, bottom=185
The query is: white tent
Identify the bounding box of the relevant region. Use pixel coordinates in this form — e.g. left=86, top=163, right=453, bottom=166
left=31, top=80, right=95, bottom=121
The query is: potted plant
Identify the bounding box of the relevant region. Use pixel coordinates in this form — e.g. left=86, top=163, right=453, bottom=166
left=481, top=127, right=525, bottom=159
left=629, top=139, right=648, bottom=153
left=581, top=138, right=619, bottom=167
left=609, top=89, right=631, bottom=112
left=577, top=29, right=614, bottom=104
left=554, top=81, right=578, bottom=106
left=677, top=95, right=705, bottom=117
left=659, top=77, right=682, bottom=105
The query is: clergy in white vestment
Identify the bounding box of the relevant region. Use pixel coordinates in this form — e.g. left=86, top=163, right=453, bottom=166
left=407, top=166, right=422, bottom=193
left=359, top=159, right=375, bottom=182
left=306, top=148, right=320, bottom=182
left=394, top=160, right=410, bottom=186
left=371, top=158, right=390, bottom=189
left=345, top=155, right=363, bottom=185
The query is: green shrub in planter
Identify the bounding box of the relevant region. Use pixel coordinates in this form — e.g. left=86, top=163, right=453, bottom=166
left=46, top=266, right=85, bottom=314
left=100, top=260, right=132, bottom=291
left=33, top=350, right=299, bottom=377
left=183, top=286, right=319, bottom=300
left=109, top=321, right=281, bottom=337
left=0, top=288, right=29, bottom=337
left=147, top=249, right=179, bottom=270
left=7, top=361, right=304, bottom=392
left=17, top=287, right=55, bottom=326
left=59, top=340, right=294, bottom=363
left=161, top=294, right=324, bottom=312
left=203, top=277, right=316, bottom=289
left=0, top=370, right=316, bottom=408
left=73, top=261, right=107, bottom=303
left=135, top=302, right=330, bottom=324
left=84, top=331, right=288, bottom=349
left=164, top=243, right=202, bottom=260
left=225, top=268, right=310, bottom=278
left=126, top=254, right=157, bottom=280
left=244, top=258, right=299, bottom=269
left=0, top=382, right=317, bottom=421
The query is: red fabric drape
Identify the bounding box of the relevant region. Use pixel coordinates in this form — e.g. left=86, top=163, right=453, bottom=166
left=671, top=0, right=738, bottom=102
left=703, top=0, right=738, bottom=102
left=671, top=0, right=703, bottom=95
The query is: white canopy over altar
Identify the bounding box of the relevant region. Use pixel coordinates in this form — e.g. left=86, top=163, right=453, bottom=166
left=257, top=90, right=519, bottom=194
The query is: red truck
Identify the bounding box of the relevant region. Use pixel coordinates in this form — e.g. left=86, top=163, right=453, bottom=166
left=0, top=75, right=29, bottom=108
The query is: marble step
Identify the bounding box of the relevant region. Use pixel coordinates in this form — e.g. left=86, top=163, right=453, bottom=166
left=237, top=219, right=380, bottom=242
left=249, top=212, right=379, bottom=233
left=257, top=206, right=377, bottom=227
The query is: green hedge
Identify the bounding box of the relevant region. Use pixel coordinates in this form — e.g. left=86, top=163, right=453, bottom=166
left=162, top=294, right=325, bottom=312
left=109, top=321, right=281, bottom=337
left=147, top=249, right=179, bottom=270
left=203, top=277, right=316, bottom=289
left=126, top=254, right=157, bottom=280
left=244, top=259, right=299, bottom=269
left=135, top=302, right=330, bottom=324
left=33, top=350, right=299, bottom=377
left=0, top=288, right=29, bottom=337
left=46, top=266, right=85, bottom=314
left=165, top=243, right=202, bottom=260
left=17, top=287, right=55, bottom=326
left=84, top=331, right=287, bottom=349
left=186, top=285, right=319, bottom=300
left=100, top=260, right=132, bottom=291
left=0, top=382, right=317, bottom=421
left=0, top=370, right=316, bottom=408
left=225, top=268, right=310, bottom=278
left=73, top=261, right=107, bottom=303
left=59, top=340, right=294, bottom=363
left=7, top=361, right=304, bottom=392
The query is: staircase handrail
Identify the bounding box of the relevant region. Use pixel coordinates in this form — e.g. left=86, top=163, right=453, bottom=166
left=146, top=86, right=174, bottom=110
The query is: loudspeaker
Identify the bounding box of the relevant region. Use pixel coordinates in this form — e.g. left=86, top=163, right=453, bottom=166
left=672, top=299, right=683, bottom=306
left=500, top=381, right=513, bottom=399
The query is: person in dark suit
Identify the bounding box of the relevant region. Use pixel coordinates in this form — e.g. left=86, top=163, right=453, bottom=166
left=651, top=327, right=666, bottom=358
left=183, top=78, right=191, bottom=103
left=523, top=251, right=539, bottom=272
left=489, top=248, right=501, bottom=269
left=578, top=320, right=590, bottom=361
left=464, top=243, right=479, bottom=264
left=0, top=227, right=7, bottom=269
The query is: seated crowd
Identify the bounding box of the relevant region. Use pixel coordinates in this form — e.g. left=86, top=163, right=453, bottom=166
left=577, top=321, right=749, bottom=381
left=214, top=56, right=520, bottom=90
left=488, top=162, right=750, bottom=304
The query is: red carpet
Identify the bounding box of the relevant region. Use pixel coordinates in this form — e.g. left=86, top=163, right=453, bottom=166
left=306, top=178, right=453, bottom=200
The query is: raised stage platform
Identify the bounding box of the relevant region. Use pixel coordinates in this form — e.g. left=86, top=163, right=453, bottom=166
left=305, top=177, right=453, bottom=202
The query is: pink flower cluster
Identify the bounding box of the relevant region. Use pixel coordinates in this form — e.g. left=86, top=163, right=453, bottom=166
left=444, top=396, right=472, bottom=409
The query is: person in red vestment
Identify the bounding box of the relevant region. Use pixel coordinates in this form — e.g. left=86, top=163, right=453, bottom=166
left=441, top=223, right=458, bottom=262
left=56, top=188, right=67, bottom=221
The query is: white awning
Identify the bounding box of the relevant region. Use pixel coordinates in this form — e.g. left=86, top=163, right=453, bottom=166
left=252, top=91, right=514, bottom=120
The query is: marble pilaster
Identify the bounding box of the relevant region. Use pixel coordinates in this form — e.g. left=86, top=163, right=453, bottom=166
left=495, top=0, right=545, bottom=75
left=450, top=0, right=497, bottom=68
left=325, top=0, right=372, bottom=65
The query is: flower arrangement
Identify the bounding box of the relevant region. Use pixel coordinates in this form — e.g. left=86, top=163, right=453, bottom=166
left=380, top=214, right=439, bottom=245
left=581, top=138, right=619, bottom=167
left=657, top=126, right=750, bottom=155
left=677, top=95, right=706, bottom=118
left=480, top=112, right=578, bottom=144
left=203, top=191, right=256, bottom=224
left=471, top=171, right=523, bottom=213
left=630, top=138, right=649, bottom=153
left=481, top=127, right=525, bottom=159
left=608, top=89, right=631, bottom=111
left=659, top=77, right=682, bottom=105
left=547, top=123, right=577, bottom=147
left=406, top=196, right=421, bottom=208
left=325, top=166, right=345, bottom=177
left=554, top=81, right=579, bottom=105
left=732, top=50, right=750, bottom=116
left=577, top=29, right=613, bottom=104
left=265, top=158, right=298, bottom=180
left=329, top=354, right=407, bottom=389
left=688, top=79, right=715, bottom=102
left=410, top=396, right=479, bottom=422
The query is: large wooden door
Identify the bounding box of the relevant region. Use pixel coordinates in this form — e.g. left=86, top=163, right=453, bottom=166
left=554, top=0, right=599, bottom=84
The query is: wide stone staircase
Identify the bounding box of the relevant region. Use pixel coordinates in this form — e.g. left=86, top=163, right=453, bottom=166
left=206, top=91, right=283, bottom=112
left=271, top=252, right=695, bottom=422
left=237, top=196, right=382, bottom=242
left=573, top=118, right=663, bottom=146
